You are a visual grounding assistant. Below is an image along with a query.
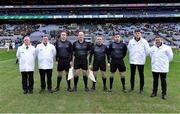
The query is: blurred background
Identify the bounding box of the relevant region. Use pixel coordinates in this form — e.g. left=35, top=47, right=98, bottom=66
left=0, top=0, right=179, bottom=49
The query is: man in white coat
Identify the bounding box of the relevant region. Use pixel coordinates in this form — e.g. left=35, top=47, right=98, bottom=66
left=16, top=36, right=36, bottom=94
left=128, top=29, right=150, bottom=93
left=36, top=35, right=56, bottom=93
left=149, top=35, right=173, bottom=100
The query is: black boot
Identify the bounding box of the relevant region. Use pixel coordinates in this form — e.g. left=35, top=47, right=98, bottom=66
left=83, top=76, right=89, bottom=92
left=150, top=93, right=157, bottom=97
left=72, top=76, right=79, bottom=91
left=54, top=76, right=62, bottom=92
left=121, top=77, right=127, bottom=93
left=66, top=75, right=72, bottom=92
left=102, top=77, right=107, bottom=91
left=91, top=77, right=96, bottom=91
left=109, top=77, right=114, bottom=92
left=162, top=94, right=166, bottom=100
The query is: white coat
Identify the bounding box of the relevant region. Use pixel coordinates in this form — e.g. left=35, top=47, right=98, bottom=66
left=36, top=42, right=56, bottom=69
left=16, top=44, right=36, bottom=72
left=149, top=44, right=173, bottom=73
left=128, top=37, right=150, bottom=65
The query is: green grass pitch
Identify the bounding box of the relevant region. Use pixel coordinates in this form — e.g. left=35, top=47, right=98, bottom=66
left=0, top=50, right=180, bottom=113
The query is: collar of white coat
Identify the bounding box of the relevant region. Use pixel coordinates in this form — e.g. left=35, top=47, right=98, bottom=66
left=154, top=42, right=164, bottom=48
left=155, top=44, right=164, bottom=49
left=133, top=37, right=143, bottom=42
left=22, top=44, right=31, bottom=48
left=41, top=42, right=49, bottom=46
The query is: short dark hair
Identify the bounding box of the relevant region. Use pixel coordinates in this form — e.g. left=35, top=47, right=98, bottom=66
left=114, top=32, right=120, bottom=36
left=58, top=31, right=68, bottom=38
left=23, top=35, right=30, bottom=40
left=42, top=34, right=49, bottom=38
left=134, top=29, right=141, bottom=33
left=155, top=35, right=161, bottom=39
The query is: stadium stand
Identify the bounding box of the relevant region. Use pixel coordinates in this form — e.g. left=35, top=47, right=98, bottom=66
left=0, top=0, right=179, bottom=49
left=0, top=23, right=179, bottom=49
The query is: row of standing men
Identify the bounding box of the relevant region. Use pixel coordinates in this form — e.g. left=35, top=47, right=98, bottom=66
left=16, top=29, right=173, bottom=100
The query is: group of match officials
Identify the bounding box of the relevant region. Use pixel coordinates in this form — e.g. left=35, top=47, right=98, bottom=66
left=16, top=29, right=173, bottom=100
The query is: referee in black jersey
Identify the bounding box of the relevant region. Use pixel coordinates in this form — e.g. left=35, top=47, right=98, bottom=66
left=108, top=33, right=127, bottom=92
left=54, top=31, right=73, bottom=92
left=72, top=31, right=91, bottom=91
left=89, top=36, right=110, bottom=91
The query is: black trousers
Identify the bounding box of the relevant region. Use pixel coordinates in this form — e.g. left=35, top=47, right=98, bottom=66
left=130, top=64, right=144, bottom=90
left=21, top=71, right=34, bottom=91
left=152, top=72, right=167, bottom=95
left=39, top=69, right=52, bottom=90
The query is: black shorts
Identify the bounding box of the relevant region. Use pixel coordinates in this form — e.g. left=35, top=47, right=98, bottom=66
left=57, top=59, right=71, bottom=72
left=74, top=58, right=88, bottom=70
left=92, top=61, right=106, bottom=71
left=110, top=59, right=126, bottom=73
